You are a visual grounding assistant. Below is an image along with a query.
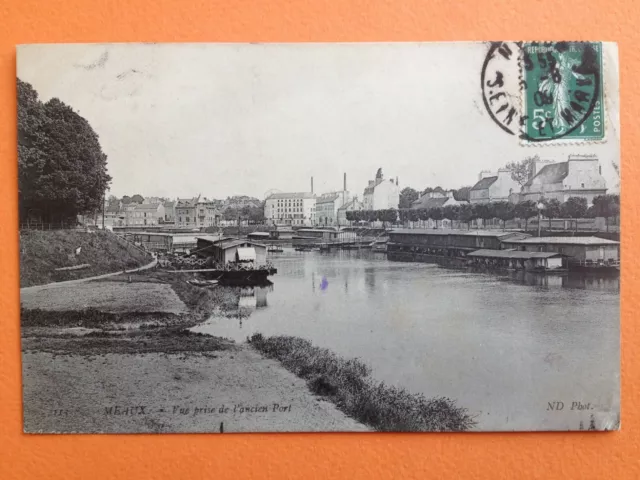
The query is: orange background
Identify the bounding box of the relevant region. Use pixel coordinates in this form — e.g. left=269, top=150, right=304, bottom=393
left=0, top=1, right=637, bottom=478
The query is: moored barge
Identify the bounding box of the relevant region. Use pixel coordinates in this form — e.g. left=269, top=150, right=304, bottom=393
left=386, top=229, right=620, bottom=274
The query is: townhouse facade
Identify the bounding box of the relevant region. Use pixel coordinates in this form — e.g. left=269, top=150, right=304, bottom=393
left=469, top=169, right=521, bottom=204
left=264, top=192, right=316, bottom=226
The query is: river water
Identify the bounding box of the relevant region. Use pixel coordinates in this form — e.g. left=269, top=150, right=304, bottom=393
left=192, top=248, right=620, bottom=431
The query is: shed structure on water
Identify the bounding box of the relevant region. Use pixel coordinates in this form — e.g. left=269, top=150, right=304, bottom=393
left=195, top=237, right=268, bottom=266
left=467, top=249, right=566, bottom=271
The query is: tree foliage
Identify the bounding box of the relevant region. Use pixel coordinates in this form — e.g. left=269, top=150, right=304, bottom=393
left=561, top=197, right=588, bottom=219
left=130, top=194, right=144, bottom=204
left=592, top=194, right=620, bottom=232
left=399, top=187, right=419, bottom=209
left=18, top=78, right=111, bottom=223
left=505, top=156, right=538, bottom=187
left=542, top=198, right=562, bottom=228
left=453, top=186, right=471, bottom=202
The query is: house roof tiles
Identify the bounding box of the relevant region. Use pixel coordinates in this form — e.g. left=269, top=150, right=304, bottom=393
left=524, top=162, right=569, bottom=187
left=471, top=176, right=498, bottom=191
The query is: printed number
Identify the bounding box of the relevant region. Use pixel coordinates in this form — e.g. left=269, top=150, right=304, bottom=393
left=551, top=68, right=562, bottom=84
left=486, top=71, right=504, bottom=88
left=53, top=409, right=70, bottom=416
left=531, top=108, right=547, bottom=130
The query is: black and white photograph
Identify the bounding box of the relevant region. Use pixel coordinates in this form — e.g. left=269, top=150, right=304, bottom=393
left=18, top=42, right=620, bottom=433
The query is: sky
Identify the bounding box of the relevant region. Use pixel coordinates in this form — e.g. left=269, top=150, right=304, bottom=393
left=17, top=43, right=620, bottom=200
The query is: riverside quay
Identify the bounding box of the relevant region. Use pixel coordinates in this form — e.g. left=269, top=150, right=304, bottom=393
left=386, top=229, right=620, bottom=273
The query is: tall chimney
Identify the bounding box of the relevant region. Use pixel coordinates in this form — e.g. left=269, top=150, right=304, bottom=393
left=343, top=172, right=347, bottom=191
left=311, top=176, right=314, bottom=194
left=396, top=176, right=398, bottom=186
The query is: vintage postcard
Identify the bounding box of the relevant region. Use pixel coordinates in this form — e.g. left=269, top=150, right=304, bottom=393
left=18, top=42, right=620, bottom=433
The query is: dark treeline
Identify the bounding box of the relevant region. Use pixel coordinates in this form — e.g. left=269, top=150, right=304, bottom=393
left=18, top=78, right=111, bottom=224
left=346, top=195, right=620, bottom=231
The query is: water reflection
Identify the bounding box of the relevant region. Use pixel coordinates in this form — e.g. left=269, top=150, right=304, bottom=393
left=191, top=247, right=619, bottom=430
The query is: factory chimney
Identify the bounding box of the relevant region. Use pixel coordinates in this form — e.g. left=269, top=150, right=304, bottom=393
left=311, top=176, right=314, bottom=194
left=343, top=173, right=347, bottom=191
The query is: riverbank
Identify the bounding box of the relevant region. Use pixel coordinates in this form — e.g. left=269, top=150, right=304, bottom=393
left=20, top=230, right=151, bottom=287
left=248, top=333, right=475, bottom=432
left=20, top=270, right=371, bottom=433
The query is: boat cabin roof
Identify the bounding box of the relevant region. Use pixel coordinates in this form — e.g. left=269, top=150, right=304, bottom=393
left=468, top=249, right=565, bottom=259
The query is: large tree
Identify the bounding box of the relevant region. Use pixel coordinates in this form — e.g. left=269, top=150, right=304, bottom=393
left=399, top=187, right=419, bottom=209
left=505, top=155, right=539, bottom=188
left=543, top=198, right=562, bottom=229
left=18, top=79, right=111, bottom=223
left=561, top=197, right=588, bottom=231
left=515, top=200, right=538, bottom=232
left=453, top=186, right=471, bottom=202
left=458, top=204, right=475, bottom=230
left=493, top=201, right=515, bottom=230
left=592, top=194, right=620, bottom=232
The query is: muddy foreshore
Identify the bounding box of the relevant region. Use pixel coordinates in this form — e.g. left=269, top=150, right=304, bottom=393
left=21, top=271, right=370, bottom=433
left=21, top=269, right=473, bottom=433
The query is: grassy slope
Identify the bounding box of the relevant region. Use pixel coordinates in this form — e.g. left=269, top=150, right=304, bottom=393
left=249, top=334, right=476, bottom=432
left=20, top=230, right=150, bottom=287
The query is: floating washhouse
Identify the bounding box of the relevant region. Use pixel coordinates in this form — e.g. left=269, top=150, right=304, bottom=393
left=195, top=237, right=268, bottom=265
left=247, top=231, right=280, bottom=241
left=500, top=236, right=620, bottom=272
left=292, top=228, right=358, bottom=246
left=123, top=232, right=221, bottom=253
left=386, top=229, right=532, bottom=259
left=466, top=249, right=567, bottom=272
left=387, top=229, right=620, bottom=273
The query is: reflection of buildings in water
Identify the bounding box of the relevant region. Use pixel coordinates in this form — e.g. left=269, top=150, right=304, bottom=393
left=256, top=287, right=268, bottom=308
left=364, top=267, right=376, bottom=291
left=505, top=271, right=619, bottom=292
left=237, top=285, right=272, bottom=309
left=563, top=274, right=620, bottom=292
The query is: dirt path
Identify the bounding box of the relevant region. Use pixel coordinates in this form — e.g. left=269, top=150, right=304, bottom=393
left=20, top=280, right=187, bottom=314
left=20, top=258, right=158, bottom=294
left=22, top=347, right=370, bottom=433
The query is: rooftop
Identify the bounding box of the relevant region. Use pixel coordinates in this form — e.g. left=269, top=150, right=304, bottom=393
left=525, top=162, right=568, bottom=187
left=316, top=194, right=341, bottom=204
left=389, top=228, right=531, bottom=239
left=470, top=176, right=498, bottom=191
left=133, top=203, right=163, bottom=211
left=467, top=249, right=565, bottom=259
left=410, top=196, right=448, bottom=210
left=267, top=192, right=315, bottom=200
left=507, top=236, right=619, bottom=245
left=197, top=237, right=267, bottom=249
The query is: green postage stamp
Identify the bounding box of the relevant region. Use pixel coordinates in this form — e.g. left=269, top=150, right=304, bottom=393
left=522, top=42, right=604, bottom=142
left=481, top=41, right=605, bottom=143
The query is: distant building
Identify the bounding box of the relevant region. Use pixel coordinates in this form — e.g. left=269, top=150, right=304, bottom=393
left=163, top=200, right=176, bottom=223
left=337, top=197, right=364, bottom=226
left=142, top=196, right=163, bottom=205
left=175, top=197, right=199, bottom=228
left=362, top=168, right=400, bottom=210
left=175, top=196, right=221, bottom=229
left=316, top=191, right=350, bottom=226
left=410, top=191, right=468, bottom=228
left=264, top=192, right=316, bottom=226
left=469, top=169, right=520, bottom=204
left=128, top=203, right=165, bottom=226
left=411, top=190, right=466, bottom=209
left=519, top=155, right=607, bottom=205
left=104, top=204, right=125, bottom=227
